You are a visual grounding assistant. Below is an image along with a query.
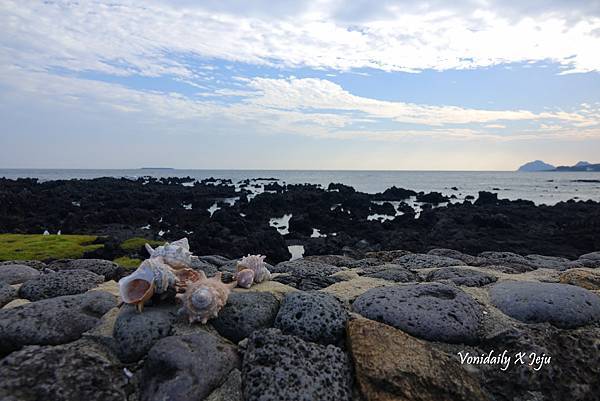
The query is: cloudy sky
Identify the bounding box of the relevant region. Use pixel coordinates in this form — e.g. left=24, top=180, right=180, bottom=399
left=1, top=0, right=599, bottom=170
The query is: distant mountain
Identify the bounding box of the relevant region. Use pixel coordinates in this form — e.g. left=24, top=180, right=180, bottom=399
left=517, top=160, right=555, bottom=172
left=555, top=162, right=600, bottom=172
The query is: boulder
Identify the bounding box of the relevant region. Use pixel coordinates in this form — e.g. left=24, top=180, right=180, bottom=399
left=205, top=369, right=243, bottom=401
left=320, top=276, right=394, bottom=304
left=490, top=281, right=600, bottom=328
left=362, top=264, right=418, bottom=282
left=391, top=253, right=463, bottom=269
left=212, top=292, right=279, bottom=343
left=271, top=259, right=345, bottom=290
left=476, top=252, right=536, bottom=272
left=0, top=291, right=117, bottom=355
left=0, top=264, right=40, bottom=284
left=579, top=251, right=600, bottom=268
left=0, top=260, right=47, bottom=270
left=0, top=282, right=17, bottom=307
left=348, top=318, right=489, bottom=401
left=559, top=269, right=600, bottom=290
left=426, top=267, right=497, bottom=287
left=49, top=259, right=120, bottom=280
left=524, top=254, right=573, bottom=270
left=353, top=283, right=483, bottom=343
left=141, top=333, right=240, bottom=401
left=18, top=269, right=104, bottom=301
left=113, top=304, right=176, bottom=363
left=242, top=328, right=352, bottom=401
left=0, top=340, right=127, bottom=401
left=427, top=248, right=482, bottom=265
left=275, top=291, right=348, bottom=345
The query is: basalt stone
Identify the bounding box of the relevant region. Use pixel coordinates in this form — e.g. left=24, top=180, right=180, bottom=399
left=427, top=267, right=497, bottom=287
left=391, top=253, right=463, bottom=269
left=302, top=254, right=356, bottom=267
left=524, top=254, right=573, bottom=270
left=0, top=260, right=47, bottom=270
left=0, top=264, right=40, bottom=284
left=0, top=282, right=17, bottom=307
left=198, top=255, right=233, bottom=267
left=0, top=291, right=117, bottom=355
left=212, top=292, right=279, bottom=343
left=242, top=329, right=352, bottom=401
left=427, top=248, right=482, bottom=265
left=271, top=259, right=346, bottom=290
left=275, top=291, right=348, bottom=345
left=579, top=251, right=600, bottom=268
left=490, top=281, right=600, bottom=328
left=475, top=251, right=536, bottom=272
left=189, top=256, right=219, bottom=277
left=362, top=264, right=418, bottom=282
left=19, top=269, right=104, bottom=301
left=49, top=259, right=120, bottom=280
left=0, top=340, right=127, bottom=401
left=364, top=249, right=413, bottom=263
left=353, top=283, right=483, bottom=343
left=113, top=304, right=176, bottom=363
left=141, top=333, right=240, bottom=401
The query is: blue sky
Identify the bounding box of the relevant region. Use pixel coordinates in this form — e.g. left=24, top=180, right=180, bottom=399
left=1, top=0, right=599, bottom=170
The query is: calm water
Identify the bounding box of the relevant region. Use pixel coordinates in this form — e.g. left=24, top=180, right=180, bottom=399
left=1, top=169, right=600, bottom=205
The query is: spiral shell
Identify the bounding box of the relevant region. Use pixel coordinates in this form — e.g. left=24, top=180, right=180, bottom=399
left=145, top=238, right=192, bottom=269
left=119, top=258, right=176, bottom=312
left=182, top=271, right=235, bottom=324
left=235, top=254, right=271, bottom=287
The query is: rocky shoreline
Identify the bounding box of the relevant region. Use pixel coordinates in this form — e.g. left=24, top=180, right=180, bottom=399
left=1, top=248, right=600, bottom=401
left=1, top=177, right=599, bottom=263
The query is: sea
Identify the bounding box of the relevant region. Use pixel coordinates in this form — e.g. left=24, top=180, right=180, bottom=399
left=1, top=169, right=600, bottom=206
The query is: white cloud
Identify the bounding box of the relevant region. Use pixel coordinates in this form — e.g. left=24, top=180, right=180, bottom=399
left=1, top=0, right=600, bottom=76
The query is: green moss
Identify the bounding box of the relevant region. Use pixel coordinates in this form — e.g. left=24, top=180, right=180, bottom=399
left=0, top=234, right=102, bottom=261
left=120, top=237, right=165, bottom=253
left=113, top=256, right=142, bottom=269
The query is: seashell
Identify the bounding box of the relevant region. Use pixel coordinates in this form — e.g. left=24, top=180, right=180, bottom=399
left=182, top=271, right=236, bottom=324
left=145, top=237, right=192, bottom=269
left=235, top=254, right=271, bottom=287
left=119, top=258, right=176, bottom=312
left=236, top=268, right=255, bottom=289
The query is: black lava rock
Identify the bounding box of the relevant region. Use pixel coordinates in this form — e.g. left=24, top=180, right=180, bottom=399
left=18, top=269, right=104, bottom=301
left=427, top=268, right=497, bottom=287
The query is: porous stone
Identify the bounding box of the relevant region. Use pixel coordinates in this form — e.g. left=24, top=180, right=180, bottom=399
left=579, top=251, right=600, bottom=268
left=524, top=254, right=573, bottom=270
left=559, top=269, right=600, bottom=290
left=242, top=328, right=352, bottom=401
left=0, top=340, right=127, bottom=401
left=0, top=291, right=117, bottom=355
left=0, top=260, right=47, bottom=270
left=365, top=250, right=412, bottom=263
left=18, top=269, right=104, bottom=301
left=113, top=304, right=176, bottom=363
left=271, top=259, right=346, bottom=290
left=49, top=259, right=120, bottom=280
left=353, top=283, right=483, bottom=343
left=0, top=282, right=17, bottom=307
left=476, top=251, right=536, bottom=272
left=205, top=368, right=242, bottom=401
left=427, top=248, right=482, bottom=265
left=0, top=264, right=40, bottom=284
left=190, top=256, right=219, bottom=276
left=212, top=292, right=279, bottom=343
left=391, top=253, right=463, bottom=269
left=427, top=267, right=497, bottom=287
left=362, top=264, right=418, bottom=282
left=348, top=318, right=489, bottom=401
left=141, top=332, right=240, bottom=401
left=275, top=291, right=348, bottom=345
left=490, top=281, right=600, bottom=328
left=320, top=276, right=394, bottom=304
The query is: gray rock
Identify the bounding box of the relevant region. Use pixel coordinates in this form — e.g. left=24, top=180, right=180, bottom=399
left=0, top=260, right=47, bottom=270
left=0, top=339, right=127, bottom=401
left=49, top=259, right=120, bottom=280
left=579, top=251, right=600, bottom=268
left=0, top=291, right=117, bottom=355
left=476, top=251, right=536, bottom=272
left=18, top=269, right=104, bottom=301
left=0, top=264, right=40, bottom=284
left=490, top=281, right=600, bottom=328
left=525, top=254, right=573, bottom=270
left=0, top=282, right=17, bottom=307
left=271, top=259, right=346, bottom=290
left=198, top=255, right=232, bottom=267
left=141, top=333, right=240, bottom=401
left=344, top=258, right=383, bottom=269
left=242, top=328, right=352, bottom=401
left=391, top=253, right=463, bottom=269
left=113, top=304, right=176, bottom=363
left=275, top=291, right=348, bottom=345
left=302, top=254, right=356, bottom=267
left=427, top=267, right=497, bottom=287
left=190, top=256, right=219, bottom=276
left=353, top=283, right=483, bottom=343
left=212, top=292, right=279, bottom=343
left=362, top=264, right=418, bottom=282
left=205, top=369, right=242, bottom=401
left=365, top=249, right=412, bottom=263
left=427, top=248, right=482, bottom=265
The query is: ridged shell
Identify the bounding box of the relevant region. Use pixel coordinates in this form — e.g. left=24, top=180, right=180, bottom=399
left=145, top=238, right=192, bottom=269
left=119, top=258, right=176, bottom=310
left=236, top=268, right=255, bottom=289
left=236, top=254, right=271, bottom=287
left=182, top=271, right=235, bottom=324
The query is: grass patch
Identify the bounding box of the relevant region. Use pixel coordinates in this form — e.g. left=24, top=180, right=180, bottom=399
left=0, top=234, right=102, bottom=261
left=120, top=237, right=165, bottom=253
left=113, top=256, right=142, bottom=269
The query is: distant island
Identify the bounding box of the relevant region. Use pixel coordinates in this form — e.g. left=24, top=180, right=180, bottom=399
left=517, top=160, right=600, bottom=172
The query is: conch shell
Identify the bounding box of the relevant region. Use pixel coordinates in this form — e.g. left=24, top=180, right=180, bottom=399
left=119, top=258, right=176, bottom=312
left=235, top=254, right=271, bottom=288
left=182, top=271, right=236, bottom=324
left=145, top=238, right=192, bottom=269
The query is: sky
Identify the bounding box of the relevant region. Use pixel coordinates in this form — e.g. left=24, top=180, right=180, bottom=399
left=1, top=0, right=600, bottom=170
